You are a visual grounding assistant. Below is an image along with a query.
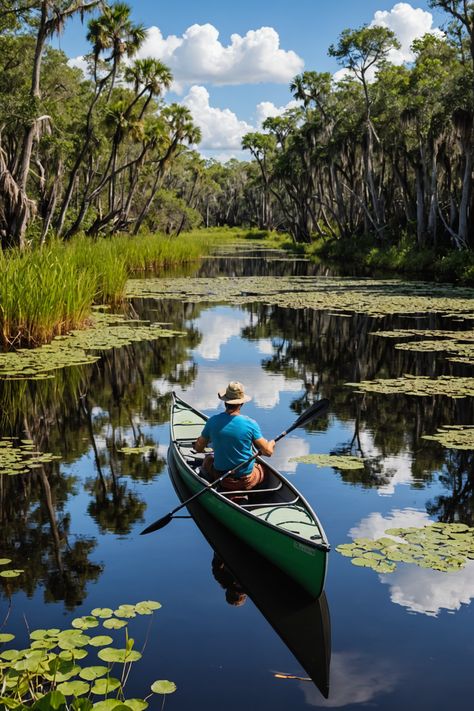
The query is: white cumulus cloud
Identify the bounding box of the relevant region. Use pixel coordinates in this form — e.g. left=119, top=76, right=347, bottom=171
left=137, top=23, right=303, bottom=90
left=371, top=2, right=444, bottom=64
left=334, top=2, right=444, bottom=83
left=183, top=85, right=253, bottom=152
left=255, top=99, right=300, bottom=127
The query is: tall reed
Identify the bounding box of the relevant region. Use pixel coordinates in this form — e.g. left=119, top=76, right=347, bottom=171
left=0, top=231, right=216, bottom=349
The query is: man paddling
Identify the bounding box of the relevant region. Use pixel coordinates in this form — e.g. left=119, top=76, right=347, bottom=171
left=194, top=381, right=275, bottom=500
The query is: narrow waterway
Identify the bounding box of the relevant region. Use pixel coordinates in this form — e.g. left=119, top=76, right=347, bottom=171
left=0, top=249, right=473, bottom=710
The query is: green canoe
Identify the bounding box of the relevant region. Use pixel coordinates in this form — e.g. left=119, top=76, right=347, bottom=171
left=169, top=392, right=330, bottom=599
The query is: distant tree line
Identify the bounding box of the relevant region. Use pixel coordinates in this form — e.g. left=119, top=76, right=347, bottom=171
left=1, top=1, right=472, bottom=251
left=238, top=0, right=474, bottom=248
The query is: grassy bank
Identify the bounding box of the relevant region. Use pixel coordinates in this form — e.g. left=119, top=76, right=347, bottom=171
left=307, top=235, right=474, bottom=285
left=0, top=231, right=216, bottom=349
left=216, top=227, right=474, bottom=284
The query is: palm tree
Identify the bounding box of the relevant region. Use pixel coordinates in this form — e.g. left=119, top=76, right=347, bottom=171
left=133, top=105, right=201, bottom=234
left=56, top=2, right=146, bottom=236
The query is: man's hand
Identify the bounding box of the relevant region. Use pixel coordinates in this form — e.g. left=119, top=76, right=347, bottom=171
left=194, top=435, right=209, bottom=453
left=254, top=437, right=275, bottom=457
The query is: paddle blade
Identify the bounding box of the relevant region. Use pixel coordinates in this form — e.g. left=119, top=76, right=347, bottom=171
left=290, top=398, right=329, bottom=432
left=140, top=513, right=173, bottom=535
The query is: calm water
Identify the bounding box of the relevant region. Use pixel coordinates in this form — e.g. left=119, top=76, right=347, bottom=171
left=1, top=251, right=473, bottom=710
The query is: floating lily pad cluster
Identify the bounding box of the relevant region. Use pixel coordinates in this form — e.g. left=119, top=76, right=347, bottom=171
left=117, top=446, right=156, bottom=456
left=422, top=426, right=474, bottom=450
left=336, top=522, right=474, bottom=574
left=126, top=276, right=474, bottom=319
left=0, top=438, right=61, bottom=476
left=0, top=558, right=23, bottom=580
left=371, top=328, right=474, bottom=366
left=290, top=454, right=365, bottom=470
left=346, top=375, right=474, bottom=398
left=0, top=598, right=174, bottom=709
left=0, top=312, right=181, bottom=381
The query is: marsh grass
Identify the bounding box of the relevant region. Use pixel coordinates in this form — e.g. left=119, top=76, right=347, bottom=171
left=0, top=231, right=216, bottom=349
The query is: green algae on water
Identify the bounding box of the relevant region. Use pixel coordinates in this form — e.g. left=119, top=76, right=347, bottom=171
left=346, top=375, right=474, bottom=398
left=336, top=522, right=474, bottom=574
left=290, top=454, right=365, bottom=470
left=126, top=276, right=474, bottom=319
left=0, top=312, right=182, bottom=381
left=422, top=426, right=474, bottom=450
left=0, top=439, right=61, bottom=476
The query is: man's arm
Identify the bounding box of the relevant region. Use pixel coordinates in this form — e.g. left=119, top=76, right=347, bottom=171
left=254, top=437, right=275, bottom=457
left=194, top=435, right=209, bottom=453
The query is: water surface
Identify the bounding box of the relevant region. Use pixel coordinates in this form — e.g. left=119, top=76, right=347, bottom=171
left=1, top=250, right=473, bottom=710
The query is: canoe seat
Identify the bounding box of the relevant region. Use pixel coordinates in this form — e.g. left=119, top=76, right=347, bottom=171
left=220, top=482, right=282, bottom=497
left=242, top=494, right=300, bottom=509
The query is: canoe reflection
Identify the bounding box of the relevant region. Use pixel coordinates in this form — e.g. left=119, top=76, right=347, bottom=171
left=168, top=453, right=331, bottom=700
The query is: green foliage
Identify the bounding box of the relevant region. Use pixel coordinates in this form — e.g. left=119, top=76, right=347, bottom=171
left=0, top=598, right=170, bottom=709
left=0, top=232, right=214, bottom=349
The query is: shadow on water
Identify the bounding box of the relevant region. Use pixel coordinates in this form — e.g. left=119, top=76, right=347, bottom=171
left=168, top=452, right=332, bottom=701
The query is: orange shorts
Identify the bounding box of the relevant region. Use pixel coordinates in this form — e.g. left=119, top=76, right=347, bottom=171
left=203, top=454, right=265, bottom=491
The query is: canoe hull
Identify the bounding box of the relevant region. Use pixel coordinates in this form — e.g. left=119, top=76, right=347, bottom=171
left=169, top=395, right=329, bottom=599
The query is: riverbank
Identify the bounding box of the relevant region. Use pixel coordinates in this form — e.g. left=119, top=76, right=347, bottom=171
left=303, top=235, right=474, bottom=286
left=0, top=231, right=219, bottom=350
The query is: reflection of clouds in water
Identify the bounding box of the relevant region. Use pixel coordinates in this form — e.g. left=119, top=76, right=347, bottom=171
left=349, top=508, right=431, bottom=540
left=301, top=651, right=399, bottom=707
left=381, top=561, right=474, bottom=617
left=193, top=310, right=251, bottom=360
left=154, top=365, right=303, bottom=410
left=358, top=431, right=414, bottom=496
left=256, top=339, right=274, bottom=355
left=349, top=510, right=474, bottom=616
left=271, top=436, right=309, bottom=474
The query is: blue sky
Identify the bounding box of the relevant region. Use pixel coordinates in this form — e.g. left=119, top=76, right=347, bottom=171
left=58, top=1, right=446, bottom=159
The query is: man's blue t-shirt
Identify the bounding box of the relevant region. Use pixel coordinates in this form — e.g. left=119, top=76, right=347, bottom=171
left=201, top=412, right=263, bottom=476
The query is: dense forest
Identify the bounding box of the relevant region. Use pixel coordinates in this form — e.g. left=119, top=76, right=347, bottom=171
left=0, top=0, right=473, bottom=251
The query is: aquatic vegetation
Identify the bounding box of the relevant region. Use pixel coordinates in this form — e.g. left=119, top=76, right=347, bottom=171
left=336, top=522, right=474, bottom=574
left=0, top=439, right=61, bottom=476
left=0, top=313, right=181, bottom=381
left=0, top=233, right=214, bottom=349
left=371, top=328, right=474, bottom=366
left=290, top=454, right=365, bottom=470
left=422, top=426, right=474, bottom=450
left=0, top=558, right=23, bottom=579
left=126, top=275, right=474, bottom=319
left=346, top=375, right=474, bottom=398
left=117, top=446, right=156, bottom=456
left=0, top=598, right=174, bottom=709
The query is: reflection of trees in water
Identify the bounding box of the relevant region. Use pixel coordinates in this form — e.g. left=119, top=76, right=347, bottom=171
left=427, top=451, right=474, bottom=527
left=241, top=303, right=474, bottom=510
left=0, top=299, right=206, bottom=605
left=195, top=254, right=330, bottom=278
left=0, top=460, right=102, bottom=610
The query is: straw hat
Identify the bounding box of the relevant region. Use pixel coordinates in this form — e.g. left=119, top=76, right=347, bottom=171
left=218, top=381, right=251, bottom=404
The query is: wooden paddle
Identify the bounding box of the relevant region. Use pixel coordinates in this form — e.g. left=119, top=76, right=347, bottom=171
left=140, top=398, right=329, bottom=535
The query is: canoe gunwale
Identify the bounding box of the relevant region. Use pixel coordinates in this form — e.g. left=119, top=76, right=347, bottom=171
left=170, top=391, right=330, bottom=554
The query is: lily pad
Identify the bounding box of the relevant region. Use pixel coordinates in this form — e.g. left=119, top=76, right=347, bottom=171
left=150, top=680, right=176, bottom=695
left=337, top=521, right=474, bottom=575
left=98, top=648, right=142, bottom=664
left=103, top=619, right=127, bottom=630
left=79, top=666, right=110, bottom=681
left=290, top=454, right=365, bottom=470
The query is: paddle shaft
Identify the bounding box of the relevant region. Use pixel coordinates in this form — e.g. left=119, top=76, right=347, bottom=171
left=140, top=398, right=329, bottom=534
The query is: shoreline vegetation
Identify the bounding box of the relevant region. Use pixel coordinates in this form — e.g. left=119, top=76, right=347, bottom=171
left=2, top=225, right=474, bottom=353
left=0, top=231, right=216, bottom=350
